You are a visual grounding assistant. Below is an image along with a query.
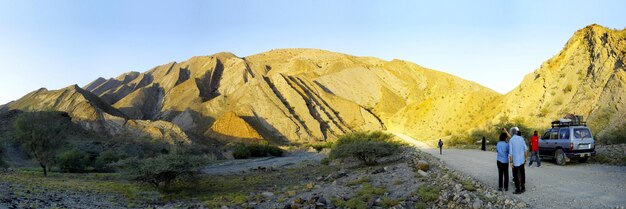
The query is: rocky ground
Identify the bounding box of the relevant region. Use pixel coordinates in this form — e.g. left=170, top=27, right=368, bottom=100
left=0, top=146, right=531, bottom=209
left=244, top=147, right=528, bottom=209
left=0, top=169, right=128, bottom=209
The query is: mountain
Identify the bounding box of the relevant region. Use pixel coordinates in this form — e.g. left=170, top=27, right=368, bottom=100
left=1, top=85, right=190, bottom=144
left=1, top=24, right=624, bottom=145
left=494, top=24, right=626, bottom=142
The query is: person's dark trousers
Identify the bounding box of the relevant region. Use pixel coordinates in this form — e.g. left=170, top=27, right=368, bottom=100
left=497, top=161, right=508, bottom=190
left=512, top=165, right=526, bottom=192
left=439, top=147, right=442, bottom=155
left=529, top=151, right=541, bottom=167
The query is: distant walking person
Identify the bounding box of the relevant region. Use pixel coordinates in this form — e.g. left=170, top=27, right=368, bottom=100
left=508, top=127, right=528, bottom=194
left=438, top=139, right=443, bottom=155
left=529, top=130, right=541, bottom=167
left=481, top=136, right=486, bottom=151
left=496, top=132, right=509, bottom=191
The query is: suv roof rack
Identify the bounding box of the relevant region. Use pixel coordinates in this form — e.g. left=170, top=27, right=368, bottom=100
left=551, top=115, right=587, bottom=128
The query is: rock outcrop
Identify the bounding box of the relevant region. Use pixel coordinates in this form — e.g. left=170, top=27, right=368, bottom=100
left=206, top=111, right=264, bottom=143
left=494, top=24, right=626, bottom=140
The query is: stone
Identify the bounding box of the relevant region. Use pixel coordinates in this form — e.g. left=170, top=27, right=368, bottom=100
left=417, top=170, right=428, bottom=177
left=261, top=191, right=274, bottom=198
left=371, top=167, right=386, bottom=174
left=504, top=199, right=513, bottom=205
left=516, top=202, right=527, bottom=208
left=472, top=199, right=483, bottom=209
left=417, top=160, right=430, bottom=171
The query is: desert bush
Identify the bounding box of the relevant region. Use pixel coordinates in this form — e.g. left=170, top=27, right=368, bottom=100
left=330, top=131, right=401, bottom=166
left=56, top=148, right=90, bottom=173
left=231, top=142, right=283, bottom=159
left=601, top=124, right=626, bottom=144
left=122, top=153, right=207, bottom=191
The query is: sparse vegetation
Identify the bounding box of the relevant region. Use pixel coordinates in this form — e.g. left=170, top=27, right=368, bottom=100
left=13, top=111, right=72, bottom=176
left=333, top=183, right=388, bottom=209
left=330, top=131, right=402, bottom=166
left=417, top=185, right=440, bottom=202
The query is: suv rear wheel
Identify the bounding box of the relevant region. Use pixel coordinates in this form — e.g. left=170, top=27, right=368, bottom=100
left=555, top=149, right=566, bottom=165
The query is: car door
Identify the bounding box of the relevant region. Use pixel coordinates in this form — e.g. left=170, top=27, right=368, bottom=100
left=558, top=128, right=571, bottom=152
left=542, top=129, right=559, bottom=156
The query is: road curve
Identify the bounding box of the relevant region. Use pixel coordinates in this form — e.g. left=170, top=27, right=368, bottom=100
left=392, top=132, right=626, bottom=209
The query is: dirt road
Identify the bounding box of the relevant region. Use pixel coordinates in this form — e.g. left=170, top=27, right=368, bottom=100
left=392, top=132, right=626, bottom=209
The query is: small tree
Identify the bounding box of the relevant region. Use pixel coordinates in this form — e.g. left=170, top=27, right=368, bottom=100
left=330, top=131, right=402, bottom=166
left=124, top=153, right=206, bottom=190
left=13, top=111, right=71, bottom=176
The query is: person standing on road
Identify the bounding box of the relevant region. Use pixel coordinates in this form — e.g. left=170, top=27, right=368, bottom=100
left=481, top=136, right=486, bottom=151
left=496, top=132, right=509, bottom=191
left=529, top=130, right=541, bottom=167
left=508, top=127, right=528, bottom=194
left=438, top=139, right=444, bottom=155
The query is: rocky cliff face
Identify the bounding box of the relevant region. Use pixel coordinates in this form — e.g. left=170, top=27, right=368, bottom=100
left=2, top=24, right=624, bottom=144
left=495, top=24, right=626, bottom=140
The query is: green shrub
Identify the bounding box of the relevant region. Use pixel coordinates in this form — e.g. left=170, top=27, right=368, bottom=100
left=330, top=131, right=401, bottom=166
left=56, top=148, right=90, bottom=173
left=94, top=150, right=121, bottom=172
left=231, top=143, right=283, bottom=159
left=122, top=153, right=206, bottom=191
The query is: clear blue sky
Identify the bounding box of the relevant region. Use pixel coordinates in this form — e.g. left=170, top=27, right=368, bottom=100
left=1, top=0, right=625, bottom=105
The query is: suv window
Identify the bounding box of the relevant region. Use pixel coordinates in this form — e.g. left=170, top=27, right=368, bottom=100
left=574, top=128, right=591, bottom=139
left=542, top=131, right=550, bottom=140
left=559, top=128, right=570, bottom=139
left=549, top=129, right=559, bottom=140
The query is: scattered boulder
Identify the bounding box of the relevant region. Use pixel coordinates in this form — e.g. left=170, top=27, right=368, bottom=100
left=417, top=160, right=429, bottom=171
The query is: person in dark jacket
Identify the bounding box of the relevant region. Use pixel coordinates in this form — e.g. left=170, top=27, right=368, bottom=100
left=438, top=139, right=443, bottom=155
left=481, top=136, right=486, bottom=151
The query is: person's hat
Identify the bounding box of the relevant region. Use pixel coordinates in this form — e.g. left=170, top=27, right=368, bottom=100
left=510, top=127, right=519, bottom=135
